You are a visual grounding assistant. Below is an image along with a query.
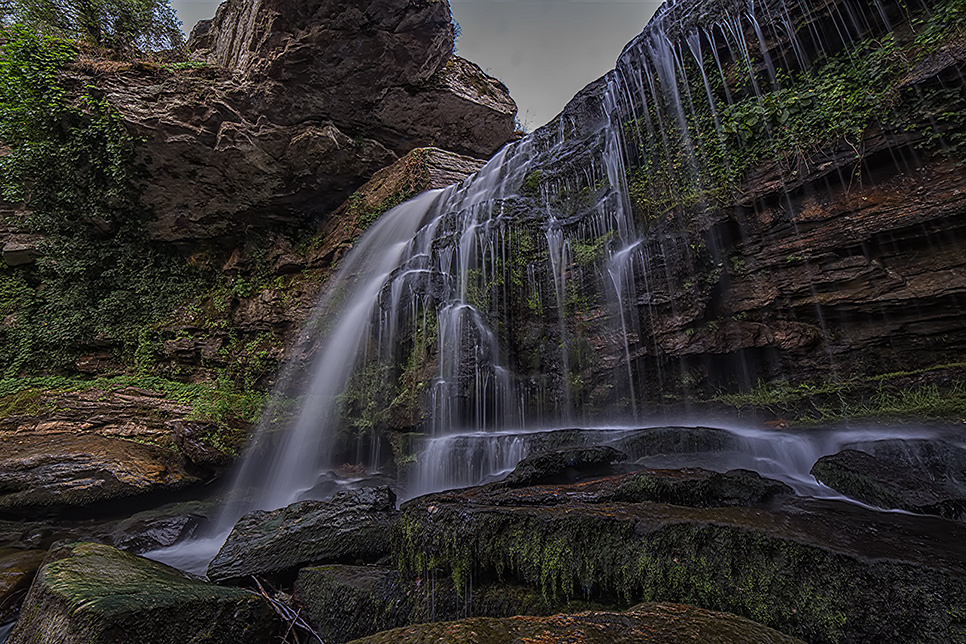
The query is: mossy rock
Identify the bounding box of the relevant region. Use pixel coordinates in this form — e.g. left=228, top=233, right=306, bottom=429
left=396, top=479, right=966, bottom=643
left=610, top=468, right=792, bottom=507
left=344, top=602, right=806, bottom=643
left=8, top=542, right=275, bottom=644
left=295, top=564, right=608, bottom=643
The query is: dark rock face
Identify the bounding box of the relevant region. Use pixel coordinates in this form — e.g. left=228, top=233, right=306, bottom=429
left=192, top=0, right=515, bottom=158
left=207, top=486, right=397, bottom=584
left=7, top=542, right=275, bottom=644
left=0, top=548, right=46, bottom=623
left=56, top=0, right=514, bottom=249
left=811, top=440, right=966, bottom=521
left=496, top=446, right=627, bottom=488
left=397, top=476, right=966, bottom=643
left=344, top=603, right=806, bottom=644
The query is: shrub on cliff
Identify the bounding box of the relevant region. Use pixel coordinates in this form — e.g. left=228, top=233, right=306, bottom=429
left=0, top=26, right=201, bottom=374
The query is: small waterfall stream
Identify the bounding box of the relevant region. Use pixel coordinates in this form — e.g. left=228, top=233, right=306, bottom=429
left=148, top=0, right=966, bottom=573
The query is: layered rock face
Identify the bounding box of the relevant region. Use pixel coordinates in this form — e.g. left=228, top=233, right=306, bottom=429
left=191, top=0, right=515, bottom=158
left=341, top=0, right=966, bottom=431
left=54, top=0, right=514, bottom=248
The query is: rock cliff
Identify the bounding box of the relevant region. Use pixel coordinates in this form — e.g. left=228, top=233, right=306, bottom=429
left=58, top=0, right=515, bottom=247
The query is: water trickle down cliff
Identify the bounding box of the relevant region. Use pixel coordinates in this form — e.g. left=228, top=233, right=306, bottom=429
left=219, top=0, right=966, bottom=515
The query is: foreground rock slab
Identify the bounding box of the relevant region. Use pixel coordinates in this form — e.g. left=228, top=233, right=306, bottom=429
left=8, top=542, right=274, bottom=644
left=344, top=602, right=805, bottom=644
left=398, top=476, right=966, bottom=643
left=207, top=486, right=397, bottom=584
left=295, top=564, right=606, bottom=643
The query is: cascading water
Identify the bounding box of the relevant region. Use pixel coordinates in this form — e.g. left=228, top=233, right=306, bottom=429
left=149, top=0, right=966, bottom=572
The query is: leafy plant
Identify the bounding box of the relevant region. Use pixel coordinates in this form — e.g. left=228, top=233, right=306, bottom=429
left=0, top=26, right=204, bottom=374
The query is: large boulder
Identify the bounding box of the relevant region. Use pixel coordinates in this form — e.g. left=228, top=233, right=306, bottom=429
left=0, top=432, right=197, bottom=516
left=58, top=0, right=515, bottom=249
left=397, top=475, right=966, bottom=643
left=207, top=486, right=398, bottom=584
left=7, top=542, right=275, bottom=644
left=344, top=603, right=806, bottom=644
left=811, top=441, right=966, bottom=521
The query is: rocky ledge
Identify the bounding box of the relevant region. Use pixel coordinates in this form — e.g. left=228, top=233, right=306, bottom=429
left=64, top=0, right=516, bottom=248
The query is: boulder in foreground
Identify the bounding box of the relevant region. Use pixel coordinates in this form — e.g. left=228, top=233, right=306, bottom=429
left=8, top=542, right=274, bottom=644
left=207, top=486, right=397, bottom=584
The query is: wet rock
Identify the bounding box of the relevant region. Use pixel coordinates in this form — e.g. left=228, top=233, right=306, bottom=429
left=101, top=500, right=215, bottom=554
left=294, top=565, right=605, bottom=643
left=496, top=446, right=627, bottom=489
left=344, top=602, right=805, bottom=644
left=1, top=243, right=36, bottom=267
left=294, top=565, right=424, bottom=643
left=295, top=565, right=648, bottom=644
left=207, top=486, right=398, bottom=585
left=398, top=477, right=966, bottom=643
left=608, top=426, right=742, bottom=460
left=0, top=548, right=46, bottom=623
left=7, top=542, right=275, bottom=644
left=308, top=147, right=486, bottom=270
left=811, top=443, right=966, bottom=521
left=609, top=468, right=792, bottom=507
left=0, top=433, right=198, bottom=516
left=170, top=420, right=233, bottom=471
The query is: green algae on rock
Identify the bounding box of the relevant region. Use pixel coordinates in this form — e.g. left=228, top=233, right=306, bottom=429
left=343, top=602, right=806, bottom=644
left=396, top=479, right=966, bottom=643
left=7, top=542, right=274, bottom=644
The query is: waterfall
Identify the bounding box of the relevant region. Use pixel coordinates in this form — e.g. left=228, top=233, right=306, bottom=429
left=147, top=0, right=966, bottom=573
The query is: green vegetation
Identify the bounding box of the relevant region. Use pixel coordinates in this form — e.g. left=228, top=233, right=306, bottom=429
left=0, top=26, right=206, bottom=376
left=0, top=374, right=266, bottom=426
left=2, top=0, right=184, bottom=53
left=396, top=501, right=963, bottom=643
left=714, top=363, right=966, bottom=424
left=625, top=0, right=966, bottom=221
left=347, top=149, right=433, bottom=232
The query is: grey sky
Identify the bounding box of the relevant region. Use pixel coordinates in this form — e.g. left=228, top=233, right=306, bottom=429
left=170, top=0, right=661, bottom=130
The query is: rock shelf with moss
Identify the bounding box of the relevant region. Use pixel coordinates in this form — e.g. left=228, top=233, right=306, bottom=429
left=396, top=475, right=966, bottom=643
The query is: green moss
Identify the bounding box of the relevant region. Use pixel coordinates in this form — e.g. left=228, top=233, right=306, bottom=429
left=713, top=365, right=966, bottom=425
left=0, top=375, right=266, bottom=445
left=521, top=170, right=544, bottom=196
left=396, top=502, right=966, bottom=643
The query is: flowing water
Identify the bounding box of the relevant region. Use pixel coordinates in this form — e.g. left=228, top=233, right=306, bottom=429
left=148, top=0, right=962, bottom=573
